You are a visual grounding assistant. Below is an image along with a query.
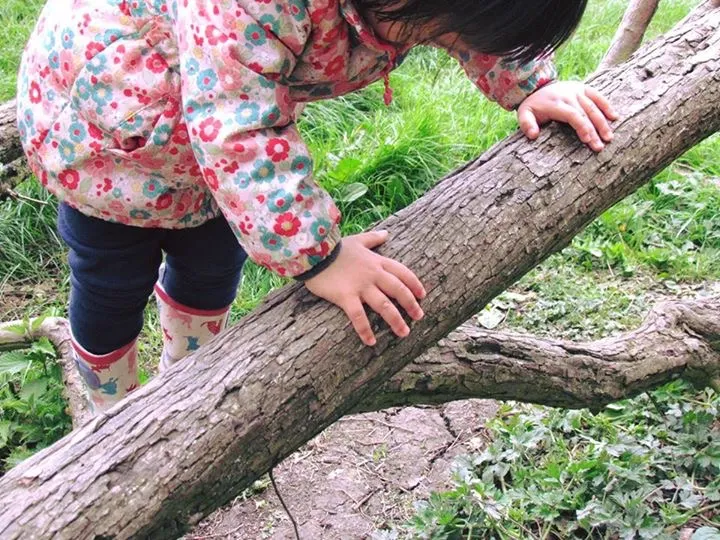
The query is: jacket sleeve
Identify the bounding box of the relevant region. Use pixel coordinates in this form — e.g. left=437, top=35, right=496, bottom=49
left=447, top=48, right=557, bottom=111
left=175, top=0, right=341, bottom=278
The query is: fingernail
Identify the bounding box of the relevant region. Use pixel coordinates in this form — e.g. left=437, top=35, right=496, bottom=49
left=417, top=309, right=424, bottom=319
left=368, top=338, right=377, bottom=346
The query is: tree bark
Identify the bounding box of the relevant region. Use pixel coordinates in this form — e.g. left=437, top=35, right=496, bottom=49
left=6, top=293, right=717, bottom=432
left=0, top=100, right=21, bottom=166
left=357, top=297, right=720, bottom=414
left=0, top=3, right=718, bottom=538
left=599, top=0, right=660, bottom=70
left=0, top=99, right=28, bottom=201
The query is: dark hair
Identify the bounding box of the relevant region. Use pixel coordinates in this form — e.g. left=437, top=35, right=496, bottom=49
left=356, top=0, right=588, bottom=64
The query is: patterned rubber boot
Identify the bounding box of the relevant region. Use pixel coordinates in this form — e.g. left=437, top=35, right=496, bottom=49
left=155, top=282, right=230, bottom=372
left=72, top=338, right=140, bottom=414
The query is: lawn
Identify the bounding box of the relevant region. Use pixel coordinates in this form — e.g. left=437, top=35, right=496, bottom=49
left=1, top=0, right=718, bottom=537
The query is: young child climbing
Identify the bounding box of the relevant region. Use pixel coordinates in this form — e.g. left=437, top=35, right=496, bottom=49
left=17, top=0, right=617, bottom=412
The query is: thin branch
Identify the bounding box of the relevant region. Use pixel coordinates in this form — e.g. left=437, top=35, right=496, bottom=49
left=599, top=0, right=660, bottom=70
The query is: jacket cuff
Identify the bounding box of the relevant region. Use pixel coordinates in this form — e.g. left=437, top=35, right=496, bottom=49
left=294, top=241, right=343, bottom=282
left=503, top=59, right=558, bottom=111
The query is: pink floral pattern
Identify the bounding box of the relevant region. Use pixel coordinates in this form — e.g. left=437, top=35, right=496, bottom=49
left=17, top=0, right=554, bottom=277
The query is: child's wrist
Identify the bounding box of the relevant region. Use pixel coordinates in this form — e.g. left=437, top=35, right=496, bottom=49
left=294, top=241, right=343, bottom=282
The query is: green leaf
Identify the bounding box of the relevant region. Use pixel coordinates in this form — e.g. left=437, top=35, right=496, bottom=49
left=0, top=322, right=26, bottom=335
left=337, top=182, right=368, bottom=203
left=693, top=527, right=720, bottom=540
left=19, top=378, right=49, bottom=401
left=0, top=420, right=13, bottom=449
left=31, top=337, right=55, bottom=358
left=333, top=157, right=362, bottom=179
left=0, top=351, right=32, bottom=376
left=29, top=315, right=47, bottom=332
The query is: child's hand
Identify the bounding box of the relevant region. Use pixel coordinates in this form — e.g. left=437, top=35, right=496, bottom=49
left=303, top=231, right=426, bottom=346
left=517, top=82, right=618, bottom=152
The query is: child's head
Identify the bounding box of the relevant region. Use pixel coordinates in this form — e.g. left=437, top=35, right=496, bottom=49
left=358, top=0, right=588, bottom=63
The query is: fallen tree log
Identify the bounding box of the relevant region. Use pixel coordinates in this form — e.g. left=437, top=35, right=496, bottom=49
left=0, top=99, right=29, bottom=201
left=5, top=294, right=718, bottom=430
left=0, top=2, right=718, bottom=538
left=0, top=100, right=21, bottom=166
left=359, top=297, right=720, bottom=413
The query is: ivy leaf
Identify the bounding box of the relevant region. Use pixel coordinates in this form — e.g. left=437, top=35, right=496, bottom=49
left=476, top=306, right=506, bottom=329
left=693, top=527, right=720, bottom=540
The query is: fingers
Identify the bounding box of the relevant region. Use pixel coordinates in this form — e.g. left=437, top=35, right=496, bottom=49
left=377, top=271, right=424, bottom=321
left=342, top=298, right=376, bottom=347
left=584, top=86, right=618, bottom=121
left=381, top=258, right=426, bottom=300
left=518, top=106, right=540, bottom=139
left=578, top=93, right=613, bottom=143
left=362, top=288, right=410, bottom=339
left=356, top=230, right=389, bottom=249
left=554, top=102, right=605, bottom=152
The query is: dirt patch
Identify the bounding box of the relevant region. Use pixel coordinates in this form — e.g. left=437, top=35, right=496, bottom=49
left=186, top=400, right=499, bottom=539
left=0, top=280, right=63, bottom=321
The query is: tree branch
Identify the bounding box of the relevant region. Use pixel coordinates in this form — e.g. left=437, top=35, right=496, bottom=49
left=355, top=297, right=720, bottom=414
left=599, top=0, right=660, bottom=70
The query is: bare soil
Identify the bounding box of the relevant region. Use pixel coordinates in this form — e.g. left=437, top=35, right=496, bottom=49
left=185, top=400, right=499, bottom=539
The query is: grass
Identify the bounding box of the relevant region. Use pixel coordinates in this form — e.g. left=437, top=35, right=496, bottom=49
left=1, top=0, right=719, bottom=535
left=0, top=0, right=45, bottom=101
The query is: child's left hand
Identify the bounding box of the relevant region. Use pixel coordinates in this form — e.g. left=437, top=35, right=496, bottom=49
left=517, top=81, right=618, bottom=152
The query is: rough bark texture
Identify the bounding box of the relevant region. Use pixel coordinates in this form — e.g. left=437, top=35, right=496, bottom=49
left=357, top=297, right=720, bottom=414
left=0, top=3, right=718, bottom=538
left=0, top=158, right=32, bottom=200
left=0, top=318, right=93, bottom=428
left=0, top=100, right=21, bottom=166
left=599, top=0, right=660, bottom=70
left=0, top=99, right=29, bottom=200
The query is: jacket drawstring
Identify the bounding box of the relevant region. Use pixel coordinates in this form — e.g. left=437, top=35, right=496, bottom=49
left=383, top=73, right=393, bottom=106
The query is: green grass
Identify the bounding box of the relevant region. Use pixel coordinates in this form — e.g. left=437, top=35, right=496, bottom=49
left=0, top=183, right=65, bottom=289
left=0, top=0, right=45, bottom=101
left=1, top=0, right=719, bottom=535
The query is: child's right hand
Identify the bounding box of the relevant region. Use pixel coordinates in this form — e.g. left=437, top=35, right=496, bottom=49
left=303, top=231, right=426, bottom=346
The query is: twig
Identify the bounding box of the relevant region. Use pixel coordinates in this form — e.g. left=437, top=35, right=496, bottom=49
left=270, top=468, right=300, bottom=540
left=4, top=188, right=48, bottom=206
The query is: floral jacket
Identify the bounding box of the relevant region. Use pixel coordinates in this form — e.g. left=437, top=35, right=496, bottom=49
left=17, top=0, right=555, bottom=277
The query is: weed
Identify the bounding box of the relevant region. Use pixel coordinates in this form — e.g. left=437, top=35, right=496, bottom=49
left=0, top=318, right=72, bottom=474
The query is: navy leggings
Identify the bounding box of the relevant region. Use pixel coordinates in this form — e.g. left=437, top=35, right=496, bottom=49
left=57, top=203, right=247, bottom=354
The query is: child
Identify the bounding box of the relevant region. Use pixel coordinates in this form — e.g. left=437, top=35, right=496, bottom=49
left=16, top=0, right=616, bottom=412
